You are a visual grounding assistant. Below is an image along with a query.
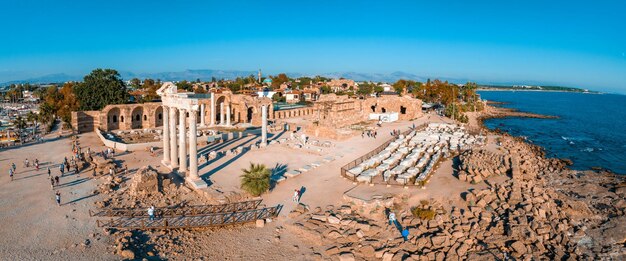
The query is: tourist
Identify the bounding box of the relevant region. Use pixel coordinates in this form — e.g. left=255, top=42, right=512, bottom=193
left=148, top=206, right=155, bottom=221
left=35, top=162, right=39, bottom=171
left=9, top=168, right=14, bottom=181
left=401, top=228, right=409, bottom=241
left=54, top=176, right=60, bottom=186
left=388, top=212, right=396, bottom=225
left=50, top=177, right=55, bottom=189
left=55, top=191, right=61, bottom=206
left=293, top=189, right=299, bottom=202
left=65, top=163, right=70, bottom=173
left=24, top=159, right=29, bottom=168
left=11, top=162, right=16, bottom=172
left=59, top=164, right=64, bottom=176
left=74, top=164, right=79, bottom=177
left=47, top=167, right=51, bottom=177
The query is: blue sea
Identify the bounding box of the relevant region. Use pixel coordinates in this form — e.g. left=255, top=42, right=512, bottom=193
left=478, top=91, right=626, bottom=174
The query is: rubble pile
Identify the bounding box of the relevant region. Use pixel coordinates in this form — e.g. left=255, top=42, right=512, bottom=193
left=457, top=148, right=510, bottom=183
left=128, top=166, right=162, bottom=196
left=289, top=136, right=625, bottom=260
left=91, top=155, right=117, bottom=175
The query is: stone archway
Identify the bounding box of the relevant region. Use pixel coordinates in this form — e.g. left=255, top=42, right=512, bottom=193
left=131, top=106, right=143, bottom=129
left=247, top=107, right=254, bottom=123
left=155, top=106, right=164, bottom=127
left=216, top=96, right=227, bottom=123
left=107, top=108, right=121, bottom=130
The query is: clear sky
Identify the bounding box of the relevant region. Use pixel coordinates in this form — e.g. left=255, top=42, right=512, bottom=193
left=1, top=0, right=625, bottom=93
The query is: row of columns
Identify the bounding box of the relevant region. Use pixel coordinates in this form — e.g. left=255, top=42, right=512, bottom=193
left=161, top=103, right=269, bottom=181
left=162, top=106, right=199, bottom=180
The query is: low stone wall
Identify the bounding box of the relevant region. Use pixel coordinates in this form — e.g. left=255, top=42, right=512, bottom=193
left=95, top=128, right=161, bottom=152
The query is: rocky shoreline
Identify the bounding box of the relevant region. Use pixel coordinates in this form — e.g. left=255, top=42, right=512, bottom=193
left=479, top=102, right=558, bottom=123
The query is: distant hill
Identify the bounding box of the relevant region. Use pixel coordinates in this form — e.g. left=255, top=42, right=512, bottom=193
left=0, top=69, right=593, bottom=93
left=478, top=84, right=594, bottom=93
left=1, top=73, right=81, bottom=86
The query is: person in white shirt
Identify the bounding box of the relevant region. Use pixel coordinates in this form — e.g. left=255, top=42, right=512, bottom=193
left=148, top=206, right=155, bottom=221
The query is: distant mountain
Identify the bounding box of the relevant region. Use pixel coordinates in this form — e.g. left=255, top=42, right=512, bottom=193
left=2, top=69, right=577, bottom=90
left=1, top=73, right=81, bottom=85
left=121, top=69, right=259, bottom=82
left=311, top=71, right=426, bottom=83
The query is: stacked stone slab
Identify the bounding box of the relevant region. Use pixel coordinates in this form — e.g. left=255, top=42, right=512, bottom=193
left=458, top=148, right=511, bottom=183
left=347, top=123, right=483, bottom=185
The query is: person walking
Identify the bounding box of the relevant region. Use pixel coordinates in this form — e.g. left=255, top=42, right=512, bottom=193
left=388, top=212, right=396, bottom=225
left=148, top=206, right=155, bottom=221
left=9, top=168, right=14, bottom=181
left=65, top=163, right=70, bottom=173
left=47, top=167, right=51, bottom=177
left=11, top=162, right=16, bottom=172
left=55, top=191, right=61, bottom=206
left=74, top=164, right=79, bottom=178
left=54, top=176, right=60, bottom=186
left=293, top=189, right=300, bottom=202
left=50, top=177, right=55, bottom=189
left=59, top=164, right=64, bottom=176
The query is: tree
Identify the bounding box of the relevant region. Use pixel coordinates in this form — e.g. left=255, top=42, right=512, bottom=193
left=240, top=163, right=271, bottom=196
left=320, top=85, right=332, bottom=94
left=176, top=80, right=193, bottom=91
left=74, top=69, right=129, bottom=111
left=130, top=78, right=141, bottom=88
left=12, top=116, right=27, bottom=139
left=270, top=73, right=290, bottom=89
left=357, top=82, right=374, bottom=95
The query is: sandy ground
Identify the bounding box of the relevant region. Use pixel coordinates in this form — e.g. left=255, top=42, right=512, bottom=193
left=0, top=111, right=488, bottom=260
left=0, top=132, right=118, bottom=260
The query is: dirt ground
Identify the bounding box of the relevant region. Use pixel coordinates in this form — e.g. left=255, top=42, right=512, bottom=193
left=0, top=112, right=485, bottom=260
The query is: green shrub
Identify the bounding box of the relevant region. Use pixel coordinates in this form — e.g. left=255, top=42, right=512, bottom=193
left=411, top=207, right=436, bottom=220
left=240, top=163, right=271, bottom=196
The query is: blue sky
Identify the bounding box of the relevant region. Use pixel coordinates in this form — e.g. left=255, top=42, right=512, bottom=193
left=1, top=0, right=625, bottom=93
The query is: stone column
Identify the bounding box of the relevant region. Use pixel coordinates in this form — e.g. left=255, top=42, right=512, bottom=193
left=162, top=106, right=170, bottom=165
left=261, top=105, right=267, bottom=145
left=169, top=107, right=178, bottom=168
left=220, top=102, right=224, bottom=125
left=210, top=94, right=215, bottom=126
left=178, top=109, right=187, bottom=173
left=226, top=104, right=231, bottom=126
left=200, top=104, right=206, bottom=126
left=189, top=109, right=199, bottom=180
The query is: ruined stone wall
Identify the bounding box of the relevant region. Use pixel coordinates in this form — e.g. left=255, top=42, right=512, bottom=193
left=72, top=102, right=163, bottom=132
left=71, top=110, right=100, bottom=133
left=362, top=95, right=422, bottom=121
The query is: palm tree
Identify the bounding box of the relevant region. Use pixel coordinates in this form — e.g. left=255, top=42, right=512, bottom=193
left=26, top=111, right=37, bottom=135
left=240, top=163, right=271, bottom=196
left=12, top=116, right=27, bottom=141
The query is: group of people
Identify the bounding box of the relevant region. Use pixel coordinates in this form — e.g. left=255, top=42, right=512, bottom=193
left=390, top=129, right=403, bottom=137
left=361, top=130, right=378, bottom=139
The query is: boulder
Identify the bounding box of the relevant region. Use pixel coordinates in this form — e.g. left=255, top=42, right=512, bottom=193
left=338, top=252, right=355, bottom=261
left=510, top=240, right=526, bottom=254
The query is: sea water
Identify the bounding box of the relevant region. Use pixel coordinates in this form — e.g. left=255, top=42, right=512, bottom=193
left=478, top=91, right=626, bottom=174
